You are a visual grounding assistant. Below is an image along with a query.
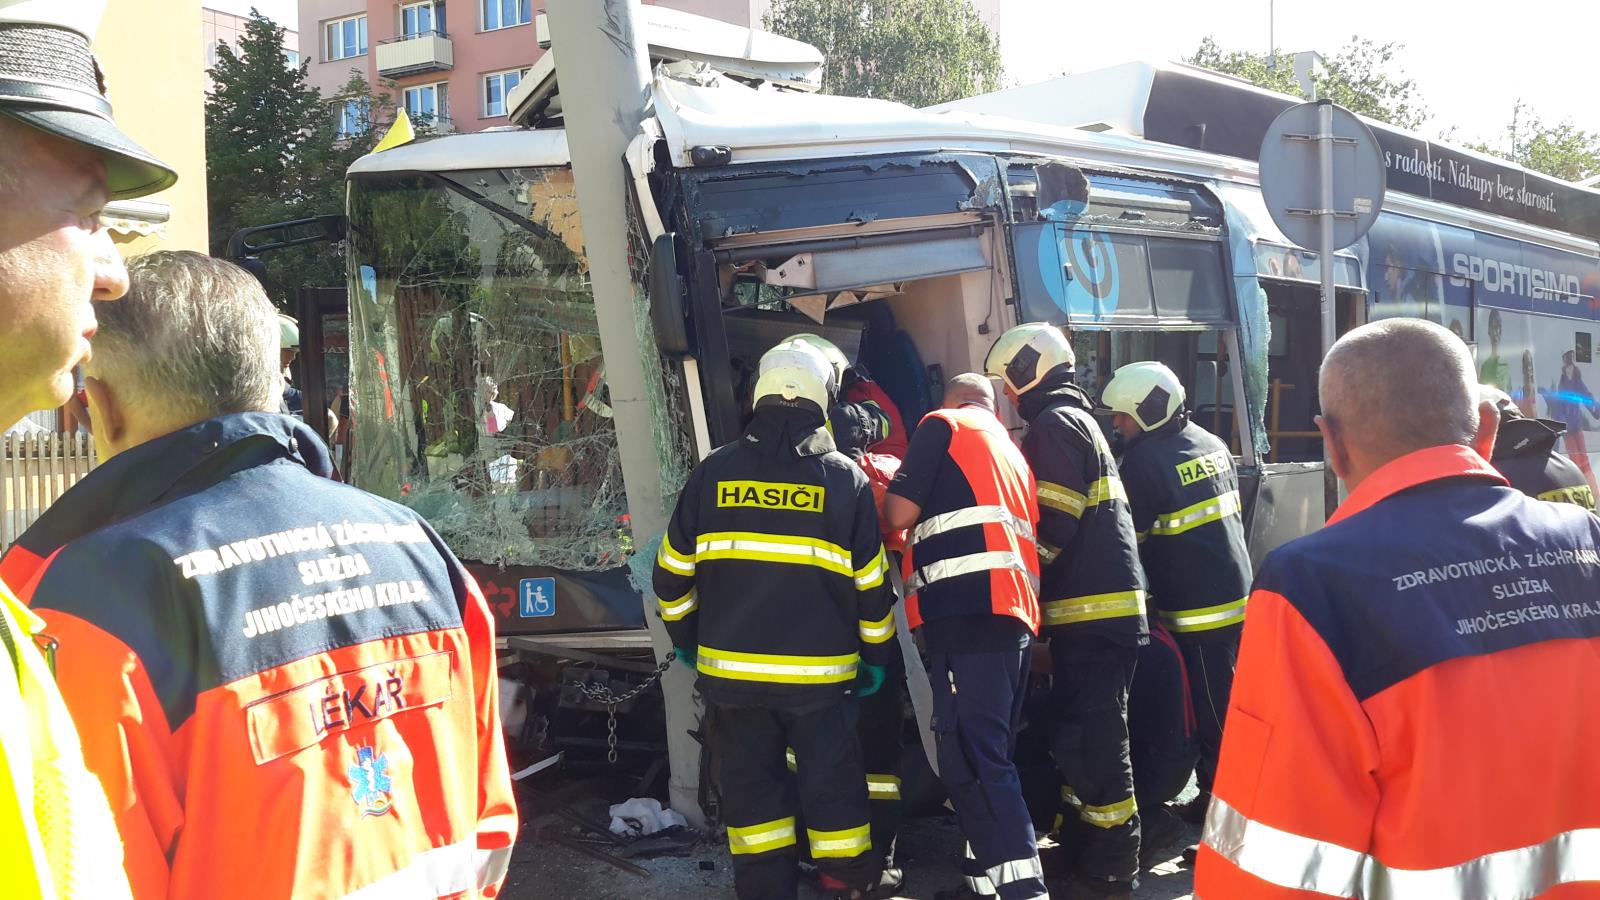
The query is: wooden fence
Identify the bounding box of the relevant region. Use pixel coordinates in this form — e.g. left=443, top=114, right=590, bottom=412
left=2, top=432, right=97, bottom=551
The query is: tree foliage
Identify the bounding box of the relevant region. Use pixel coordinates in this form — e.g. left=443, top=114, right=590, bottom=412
left=205, top=12, right=394, bottom=306
left=1185, top=36, right=1427, bottom=131
left=1470, top=101, right=1600, bottom=183
left=763, top=0, right=1003, bottom=108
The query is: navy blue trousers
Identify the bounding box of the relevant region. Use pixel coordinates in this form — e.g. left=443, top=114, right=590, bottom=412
left=928, top=645, right=1047, bottom=900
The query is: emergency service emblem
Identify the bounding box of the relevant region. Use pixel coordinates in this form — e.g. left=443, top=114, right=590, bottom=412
left=347, top=745, right=394, bottom=817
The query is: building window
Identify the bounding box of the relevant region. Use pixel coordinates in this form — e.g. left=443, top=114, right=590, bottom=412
left=285, top=49, right=301, bottom=68
left=404, top=82, right=448, bottom=126
left=336, top=98, right=370, bottom=138
left=325, top=14, right=367, bottom=61
left=401, top=2, right=441, bottom=38
left=482, top=0, right=531, bottom=31
left=482, top=68, right=528, bottom=118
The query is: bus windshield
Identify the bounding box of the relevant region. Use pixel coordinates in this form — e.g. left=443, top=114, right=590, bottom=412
left=345, top=168, right=630, bottom=570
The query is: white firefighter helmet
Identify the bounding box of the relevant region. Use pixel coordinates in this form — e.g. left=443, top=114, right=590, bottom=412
left=788, top=333, right=849, bottom=391
left=278, top=313, right=300, bottom=350
left=985, top=322, right=1075, bottom=396
left=755, top=339, right=834, bottom=414
left=1100, top=361, right=1185, bottom=431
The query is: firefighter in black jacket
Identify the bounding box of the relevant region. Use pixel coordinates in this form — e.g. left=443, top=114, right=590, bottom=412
left=1099, top=361, right=1252, bottom=825
left=1481, top=386, right=1598, bottom=511
left=986, top=323, right=1147, bottom=900
left=653, top=339, right=894, bottom=900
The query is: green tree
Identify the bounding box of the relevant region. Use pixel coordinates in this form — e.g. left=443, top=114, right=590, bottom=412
left=1186, top=36, right=1300, bottom=96
left=1471, top=101, right=1600, bottom=182
left=205, top=11, right=394, bottom=306
left=763, top=0, right=1003, bottom=107
left=1185, top=36, right=1427, bottom=131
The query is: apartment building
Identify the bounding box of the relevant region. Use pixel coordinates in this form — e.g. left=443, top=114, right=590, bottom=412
left=300, top=0, right=774, bottom=137
left=301, top=0, right=1002, bottom=138
left=203, top=6, right=300, bottom=94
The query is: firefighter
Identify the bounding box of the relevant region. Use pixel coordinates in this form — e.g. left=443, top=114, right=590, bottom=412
left=654, top=339, right=892, bottom=900
left=793, top=333, right=913, bottom=894
left=985, top=324, right=1146, bottom=900
left=1198, top=319, right=1600, bottom=898
left=792, top=333, right=910, bottom=458
left=827, top=397, right=911, bottom=896
left=883, top=373, right=1046, bottom=900
left=1480, top=385, right=1597, bottom=510
left=1098, top=361, right=1251, bottom=828
left=1, top=253, right=516, bottom=897
left=0, top=2, right=176, bottom=895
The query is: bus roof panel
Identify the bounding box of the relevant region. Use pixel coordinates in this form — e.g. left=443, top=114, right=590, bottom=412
left=347, top=129, right=570, bottom=175
left=939, top=61, right=1600, bottom=239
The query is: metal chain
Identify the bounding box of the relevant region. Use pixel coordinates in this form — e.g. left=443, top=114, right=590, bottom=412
left=567, top=659, right=672, bottom=764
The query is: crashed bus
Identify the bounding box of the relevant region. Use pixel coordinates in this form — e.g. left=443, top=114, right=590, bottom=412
left=277, top=10, right=1600, bottom=802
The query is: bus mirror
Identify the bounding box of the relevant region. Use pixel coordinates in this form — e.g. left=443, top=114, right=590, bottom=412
left=650, top=233, right=692, bottom=357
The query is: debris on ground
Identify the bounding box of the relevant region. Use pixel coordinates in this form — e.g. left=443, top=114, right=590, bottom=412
left=608, top=797, right=689, bottom=836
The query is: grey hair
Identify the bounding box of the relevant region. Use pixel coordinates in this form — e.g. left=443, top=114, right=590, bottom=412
left=1319, top=318, right=1478, bottom=458
left=944, top=372, right=997, bottom=411
left=88, top=251, right=280, bottom=424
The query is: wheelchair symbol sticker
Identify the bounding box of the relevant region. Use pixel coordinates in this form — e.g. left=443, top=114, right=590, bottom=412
left=519, top=578, right=556, bottom=618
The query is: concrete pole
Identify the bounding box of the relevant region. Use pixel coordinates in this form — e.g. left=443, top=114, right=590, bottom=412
left=546, top=0, right=704, bottom=825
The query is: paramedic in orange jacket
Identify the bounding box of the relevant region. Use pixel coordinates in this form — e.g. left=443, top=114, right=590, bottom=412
left=1196, top=318, right=1600, bottom=899
left=0, top=253, right=517, bottom=899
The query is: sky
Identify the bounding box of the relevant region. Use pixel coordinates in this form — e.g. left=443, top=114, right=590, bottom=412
left=209, top=0, right=299, bottom=29
left=999, top=0, right=1600, bottom=149
left=215, top=0, right=1596, bottom=150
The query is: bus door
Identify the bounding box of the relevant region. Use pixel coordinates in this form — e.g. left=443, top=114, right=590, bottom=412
left=294, top=286, right=351, bottom=471
left=1257, top=277, right=1367, bottom=463
left=670, top=151, right=1012, bottom=442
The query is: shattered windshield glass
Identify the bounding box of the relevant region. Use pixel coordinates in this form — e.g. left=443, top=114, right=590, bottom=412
left=346, top=168, right=630, bottom=570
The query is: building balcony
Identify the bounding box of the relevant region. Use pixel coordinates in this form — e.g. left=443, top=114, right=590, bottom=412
left=375, top=31, right=453, bottom=77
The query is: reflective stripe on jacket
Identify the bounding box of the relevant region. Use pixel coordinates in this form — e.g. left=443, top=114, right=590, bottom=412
left=900, top=407, right=1041, bottom=634
left=652, top=410, right=894, bottom=707
left=1017, top=377, right=1146, bottom=643
left=1118, top=417, right=1252, bottom=641
left=1197, top=445, right=1600, bottom=899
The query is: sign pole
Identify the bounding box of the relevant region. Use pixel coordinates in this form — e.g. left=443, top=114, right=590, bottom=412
left=1318, top=98, right=1340, bottom=520
left=1259, top=98, right=1385, bottom=524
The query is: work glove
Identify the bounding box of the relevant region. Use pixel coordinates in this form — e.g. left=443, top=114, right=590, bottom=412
left=855, top=663, right=885, bottom=698
left=673, top=646, right=697, bottom=668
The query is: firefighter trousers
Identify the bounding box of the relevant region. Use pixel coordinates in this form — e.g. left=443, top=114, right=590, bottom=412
left=714, top=700, right=877, bottom=900
left=1048, top=635, right=1141, bottom=885
left=788, top=647, right=905, bottom=873
left=928, top=645, right=1048, bottom=900
left=1177, top=636, right=1236, bottom=795
left=859, top=638, right=906, bottom=869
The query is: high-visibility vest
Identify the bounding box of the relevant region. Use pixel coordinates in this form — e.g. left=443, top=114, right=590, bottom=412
left=0, top=582, right=131, bottom=900
left=901, top=408, right=1041, bottom=633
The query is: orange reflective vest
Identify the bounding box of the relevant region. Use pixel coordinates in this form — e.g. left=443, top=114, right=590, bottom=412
left=900, top=407, right=1040, bottom=633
